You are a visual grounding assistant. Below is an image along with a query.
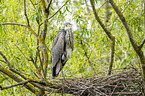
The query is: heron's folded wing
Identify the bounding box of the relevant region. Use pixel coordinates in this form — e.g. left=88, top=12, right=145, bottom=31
left=51, top=30, right=65, bottom=67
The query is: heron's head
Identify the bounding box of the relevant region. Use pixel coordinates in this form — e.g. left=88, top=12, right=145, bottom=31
left=64, top=22, right=72, bottom=30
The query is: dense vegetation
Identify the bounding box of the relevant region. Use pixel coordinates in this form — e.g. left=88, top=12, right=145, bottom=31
left=0, top=0, right=144, bottom=95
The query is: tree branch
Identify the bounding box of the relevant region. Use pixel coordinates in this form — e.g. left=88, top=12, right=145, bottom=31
left=139, top=38, right=145, bottom=49
left=0, top=51, right=27, bottom=80
left=0, top=23, right=38, bottom=37
left=80, top=40, right=96, bottom=75
left=109, top=0, right=138, bottom=51
left=23, top=0, right=30, bottom=26
left=90, top=0, right=114, bottom=40
left=0, top=65, right=38, bottom=94
left=48, top=0, right=69, bottom=20
left=1, top=80, right=29, bottom=90
left=46, top=0, right=52, bottom=13
left=90, top=0, right=115, bottom=75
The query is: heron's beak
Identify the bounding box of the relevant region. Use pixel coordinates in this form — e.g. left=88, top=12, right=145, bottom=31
left=65, top=25, right=72, bottom=30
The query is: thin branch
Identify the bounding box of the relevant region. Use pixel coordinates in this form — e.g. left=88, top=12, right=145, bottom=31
left=0, top=60, right=7, bottom=64
left=0, top=23, right=38, bottom=37
left=1, top=80, right=29, bottom=90
left=139, top=38, right=145, bottom=49
left=29, top=0, right=36, bottom=9
left=46, top=0, right=52, bottom=12
left=48, top=0, right=69, bottom=20
left=83, top=40, right=103, bottom=66
left=15, top=44, right=38, bottom=69
left=80, top=40, right=96, bottom=75
left=15, top=44, right=29, bottom=61
left=23, top=0, right=30, bottom=26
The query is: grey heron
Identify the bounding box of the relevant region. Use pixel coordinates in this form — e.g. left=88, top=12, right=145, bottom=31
left=51, top=23, right=74, bottom=78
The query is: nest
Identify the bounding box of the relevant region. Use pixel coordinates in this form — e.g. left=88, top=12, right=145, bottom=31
left=53, top=67, right=143, bottom=96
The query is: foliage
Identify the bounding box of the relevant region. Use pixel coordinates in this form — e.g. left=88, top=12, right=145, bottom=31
left=0, top=0, right=144, bottom=95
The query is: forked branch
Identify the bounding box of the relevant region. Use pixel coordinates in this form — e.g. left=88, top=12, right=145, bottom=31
left=90, top=0, right=115, bottom=75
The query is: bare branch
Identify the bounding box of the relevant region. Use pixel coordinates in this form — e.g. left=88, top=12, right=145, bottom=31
left=1, top=80, right=29, bottom=90
left=48, top=0, right=69, bottom=20
left=23, top=0, right=30, bottom=26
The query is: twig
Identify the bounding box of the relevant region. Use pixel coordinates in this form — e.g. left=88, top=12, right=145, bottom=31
left=48, top=0, right=69, bottom=20
left=23, top=0, right=30, bottom=26
left=83, top=40, right=103, bottom=67
left=29, top=0, right=36, bottom=9
left=15, top=44, right=38, bottom=69
left=15, top=44, right=29, bottom=61
left=138, top=38, right=145, bottom=49
left=0, top=60, right=6, bottom=64
left=80, top=40, right=96, bottom=75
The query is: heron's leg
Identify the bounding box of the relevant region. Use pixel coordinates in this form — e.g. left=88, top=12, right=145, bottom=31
left=61, top=65, right=64, bottom=96
left=61, top=69, right=64, bottom=78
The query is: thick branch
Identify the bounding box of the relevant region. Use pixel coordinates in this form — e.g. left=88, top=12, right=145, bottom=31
left=109, top=0, right=145, bottom=74
left=0, top=65, right=38, bottom=94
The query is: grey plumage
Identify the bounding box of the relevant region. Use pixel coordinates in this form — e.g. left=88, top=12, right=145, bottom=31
left=51, top=23, right=74, bottom=77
